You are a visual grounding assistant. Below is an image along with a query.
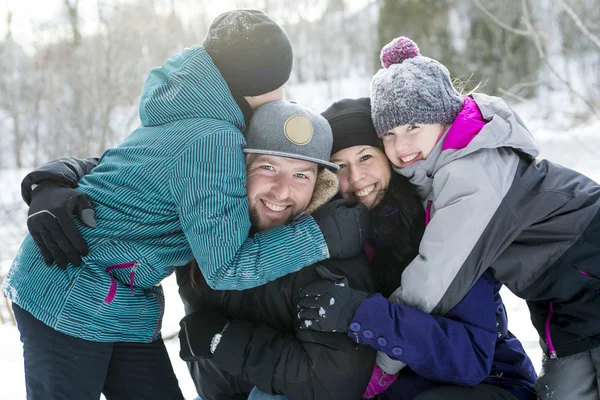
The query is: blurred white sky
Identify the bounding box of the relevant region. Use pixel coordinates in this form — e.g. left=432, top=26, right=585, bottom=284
left=0, top=0, right=371, bottom=52
left=0, top=0, right=232, bottom=49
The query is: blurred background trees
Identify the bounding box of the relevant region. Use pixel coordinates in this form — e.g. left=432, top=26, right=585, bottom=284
left=0, top=0, right=598, bottom=168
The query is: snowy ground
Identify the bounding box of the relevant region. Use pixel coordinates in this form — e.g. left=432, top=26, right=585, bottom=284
left=0, top=274, right=197, bottom=399
left=1, top=93, right=600, bottom=398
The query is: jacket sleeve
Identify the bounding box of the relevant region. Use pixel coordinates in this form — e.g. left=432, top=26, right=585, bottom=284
left=189, top=358, right=253, bottom=400
left=168, top=130, right=329, bottom=290
left=352, top=274, right=498, bottom=386
left=21, top=156, right=100, bottom=205
left=389, top=150, right=521, bottom=316
left=211, top=320, right=375, bottom=400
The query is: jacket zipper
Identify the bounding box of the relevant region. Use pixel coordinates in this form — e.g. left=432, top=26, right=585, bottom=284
left=425, top=200, right=433, bottom=226
left=378, top=371, right=390, bottom=386
left=578, top=269, right=600, bottom=280
left=129, top=262, right=139, bottom=294
left=151, top=291, right=164, bottom=342
left=544, top=302, right=557, bottom=359
left=543, top=271, right=598, bottom=359
left=182, top=321, right=195, bottom=357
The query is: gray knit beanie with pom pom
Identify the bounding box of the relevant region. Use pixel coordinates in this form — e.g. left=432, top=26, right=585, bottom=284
left=370, top=36, right=464, bottom=136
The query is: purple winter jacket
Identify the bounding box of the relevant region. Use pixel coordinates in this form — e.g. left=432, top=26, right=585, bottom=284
left=348, top=271, right=537, bottom=400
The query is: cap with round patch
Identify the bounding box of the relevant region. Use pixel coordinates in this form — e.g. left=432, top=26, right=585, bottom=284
left=284, top=115, right=313, bottom=145
left=244, top=101, right=338, bottom=170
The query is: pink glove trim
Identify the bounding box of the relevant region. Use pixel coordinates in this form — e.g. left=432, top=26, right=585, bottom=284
left=363, top=364, right=399, bottom=398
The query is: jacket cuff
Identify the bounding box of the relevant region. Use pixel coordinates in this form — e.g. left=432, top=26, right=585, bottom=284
left=21, top=175, right=71, bottom=206
left=294, top=212, right=329, bottom=259
left=211, top=320, right=255, bottom=377
left=347, top=293, right=408, bottom=361
left=20, top=157, right=100, bottom=205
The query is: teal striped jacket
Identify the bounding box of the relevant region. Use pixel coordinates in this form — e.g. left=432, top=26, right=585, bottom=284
left=3, top=46, right=328, bottom=343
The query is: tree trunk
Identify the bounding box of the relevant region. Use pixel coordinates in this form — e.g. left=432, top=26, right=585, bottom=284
left=11, top=110, right=22, bottom=168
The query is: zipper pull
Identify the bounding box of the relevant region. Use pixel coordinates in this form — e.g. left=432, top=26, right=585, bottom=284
left=129, top=261, right=139, bottom=294
left=379, top=371, right=389, bottom=386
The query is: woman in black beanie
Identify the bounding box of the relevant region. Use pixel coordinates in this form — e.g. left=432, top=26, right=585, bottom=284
left=323, top=97, right=425, bottom=298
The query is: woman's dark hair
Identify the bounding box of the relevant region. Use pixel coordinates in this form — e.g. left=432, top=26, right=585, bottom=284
left=173, top=259, right=214, bottom=315
left=177, top=259, right=211, bottom=301
left=368, top=172, right=426, bottom=297
left=190, top=259, right=215, bottom=297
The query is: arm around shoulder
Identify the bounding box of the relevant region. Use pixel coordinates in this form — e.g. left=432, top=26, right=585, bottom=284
left=21, top=156, right=100, bottom=205
left=168, top=130, right=329, bottom=290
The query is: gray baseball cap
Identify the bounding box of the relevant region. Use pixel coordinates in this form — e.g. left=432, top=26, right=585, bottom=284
left=243, top=101, right=339, bottom=170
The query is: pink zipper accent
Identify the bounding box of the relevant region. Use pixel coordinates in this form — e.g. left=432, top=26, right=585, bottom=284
left=104, top=278, right=117, bottom=303
left=544, top=302, right=557, bottom=359
left=103, top=261, right=138, bottom=303
left=105, top=261, right=137, bottom=273
left=578, top=269, right=591, bottom=277
left=425, top=200, right=433, bottom=226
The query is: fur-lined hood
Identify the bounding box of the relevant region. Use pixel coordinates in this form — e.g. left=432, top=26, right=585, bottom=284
left=306, top=168, right=340, bottom=215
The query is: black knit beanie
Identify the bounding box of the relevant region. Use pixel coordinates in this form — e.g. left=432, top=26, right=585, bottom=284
left=203, top=9, right=293, bottom=97
left=321, top=97, right=383, bottom=156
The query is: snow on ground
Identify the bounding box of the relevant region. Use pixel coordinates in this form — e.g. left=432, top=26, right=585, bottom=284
left=1, top=92, right=599, bottom=398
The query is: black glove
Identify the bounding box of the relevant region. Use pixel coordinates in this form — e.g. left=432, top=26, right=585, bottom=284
left=179, top=309, right=229, bottom=361
left=27, top=182, right=96, bottom=269
left=312, top=199, right=370, bottom=259
left=295, top=266, right=368, bottom=333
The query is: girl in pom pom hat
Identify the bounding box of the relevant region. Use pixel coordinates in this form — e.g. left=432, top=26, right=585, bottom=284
left=360, top=36, right=600, bottom=400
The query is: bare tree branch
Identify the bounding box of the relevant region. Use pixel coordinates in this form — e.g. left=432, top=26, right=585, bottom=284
left=520, top=0, right=544, bottom=58
left=559, top=0, right=600, bottom=52
left=506, top=80, right=543, bottom=94
left=498, top=88, right=528, bottom=103
left=64, top=0, right=81, bottom=45
left=520, top=0, right=598, bottom=117
left=471, top=0, right=531, bottom=36
left=543, top=61, right=598, bottom=117
left=5, top=5, right=12, bottom=40
left=474, top=0, right=598, bottom=118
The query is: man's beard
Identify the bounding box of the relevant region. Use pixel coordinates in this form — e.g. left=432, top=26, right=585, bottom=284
left=248, top=195, right=299, bottom=231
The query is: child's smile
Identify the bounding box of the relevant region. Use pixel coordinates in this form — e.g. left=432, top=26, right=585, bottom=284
left=382, top=123, right=448, bottom=168
left=397, top=151, right=422, bottom=167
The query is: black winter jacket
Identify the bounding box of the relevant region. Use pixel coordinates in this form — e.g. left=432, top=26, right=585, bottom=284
left=176, top=254, right=376, bottom=400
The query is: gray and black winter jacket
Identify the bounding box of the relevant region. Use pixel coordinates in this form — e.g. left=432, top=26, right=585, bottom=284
left=378, top=93, right=600, bottom=373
